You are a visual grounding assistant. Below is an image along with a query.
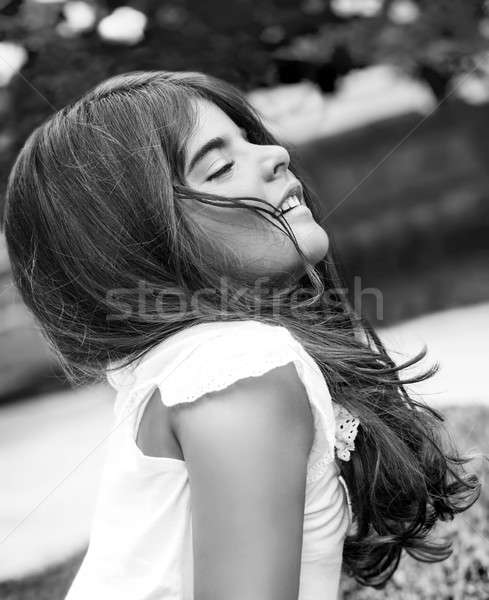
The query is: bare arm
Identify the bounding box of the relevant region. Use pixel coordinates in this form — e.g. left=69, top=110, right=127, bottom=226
left=170, top=362, right=315, bottom=600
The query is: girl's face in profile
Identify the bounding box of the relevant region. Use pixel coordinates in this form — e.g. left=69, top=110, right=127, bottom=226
left=184, top=98, right=329, bottom=281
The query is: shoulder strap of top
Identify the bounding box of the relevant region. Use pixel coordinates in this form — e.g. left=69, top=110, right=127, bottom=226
left=153, top=322, right=301, bottom=405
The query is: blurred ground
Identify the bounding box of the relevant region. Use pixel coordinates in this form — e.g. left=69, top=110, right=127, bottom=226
left=0, top=383, right=113, bottom=581
left=382, top=301, right=489, bottom=407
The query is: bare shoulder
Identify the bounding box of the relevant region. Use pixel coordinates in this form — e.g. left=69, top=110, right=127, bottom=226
left=170, top=362, right=315, bottom=600
left=170, top=361, right=315, bottom=460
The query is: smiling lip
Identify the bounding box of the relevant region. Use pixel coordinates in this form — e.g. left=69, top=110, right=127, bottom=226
left=282, top=204, right=311, bottom=217
left=277, top=181, right=303, bottom=212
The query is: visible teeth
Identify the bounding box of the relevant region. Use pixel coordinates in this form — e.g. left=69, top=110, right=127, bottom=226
left=280, top=195, right=301, bottom=213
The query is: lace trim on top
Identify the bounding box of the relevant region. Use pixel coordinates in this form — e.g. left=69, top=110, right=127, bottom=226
left=333, top=404, right=360, bottom=462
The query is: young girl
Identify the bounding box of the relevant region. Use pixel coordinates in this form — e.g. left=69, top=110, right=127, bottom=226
left=3, top=70, right=479, bottom=600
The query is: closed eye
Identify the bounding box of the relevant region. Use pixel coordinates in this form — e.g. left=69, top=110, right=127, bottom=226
left=205, top=129, right=247, bottom=181
left=206, top=161, right=235, bottom=181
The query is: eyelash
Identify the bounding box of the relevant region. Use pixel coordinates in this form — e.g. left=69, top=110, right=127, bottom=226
left=205, top=129, right=249, bottom=181
left=207, top=161, right=235, bottom=181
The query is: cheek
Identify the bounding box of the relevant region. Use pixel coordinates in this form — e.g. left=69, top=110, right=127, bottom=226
left=189, top=202, right=269, bottom=238
left=185, top=203, right=328, bottom=277
left=231, top=218, right=329, bottom=277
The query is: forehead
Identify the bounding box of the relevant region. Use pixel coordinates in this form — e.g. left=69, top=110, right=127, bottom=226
left=188, top=98, right=239, bottom=144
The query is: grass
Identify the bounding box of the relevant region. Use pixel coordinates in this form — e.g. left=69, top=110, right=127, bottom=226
left=341, top=405, right=489, bottom=600
left=0, top=405, right=487, bottom=600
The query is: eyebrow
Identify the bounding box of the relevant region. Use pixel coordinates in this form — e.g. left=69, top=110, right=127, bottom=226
left=186, top=136, right=227, bottom=175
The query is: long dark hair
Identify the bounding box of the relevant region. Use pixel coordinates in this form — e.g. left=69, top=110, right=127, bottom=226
left=2, top=70, right=480, bottom=587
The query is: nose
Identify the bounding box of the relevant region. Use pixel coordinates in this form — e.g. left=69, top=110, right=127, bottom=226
left=259, top=144, right=290, bottom=181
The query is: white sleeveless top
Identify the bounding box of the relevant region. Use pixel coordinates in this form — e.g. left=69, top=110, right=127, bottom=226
left=65, top=319, right=353, bottom=600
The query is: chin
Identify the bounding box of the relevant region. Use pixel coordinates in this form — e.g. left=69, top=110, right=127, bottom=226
left=278, top=228, right=329, bottom=283
left=299, top=227, right=329, bottom=265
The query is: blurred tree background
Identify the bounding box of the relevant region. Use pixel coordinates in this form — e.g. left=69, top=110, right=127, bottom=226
left=1, top=0, right=489, bottom=400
